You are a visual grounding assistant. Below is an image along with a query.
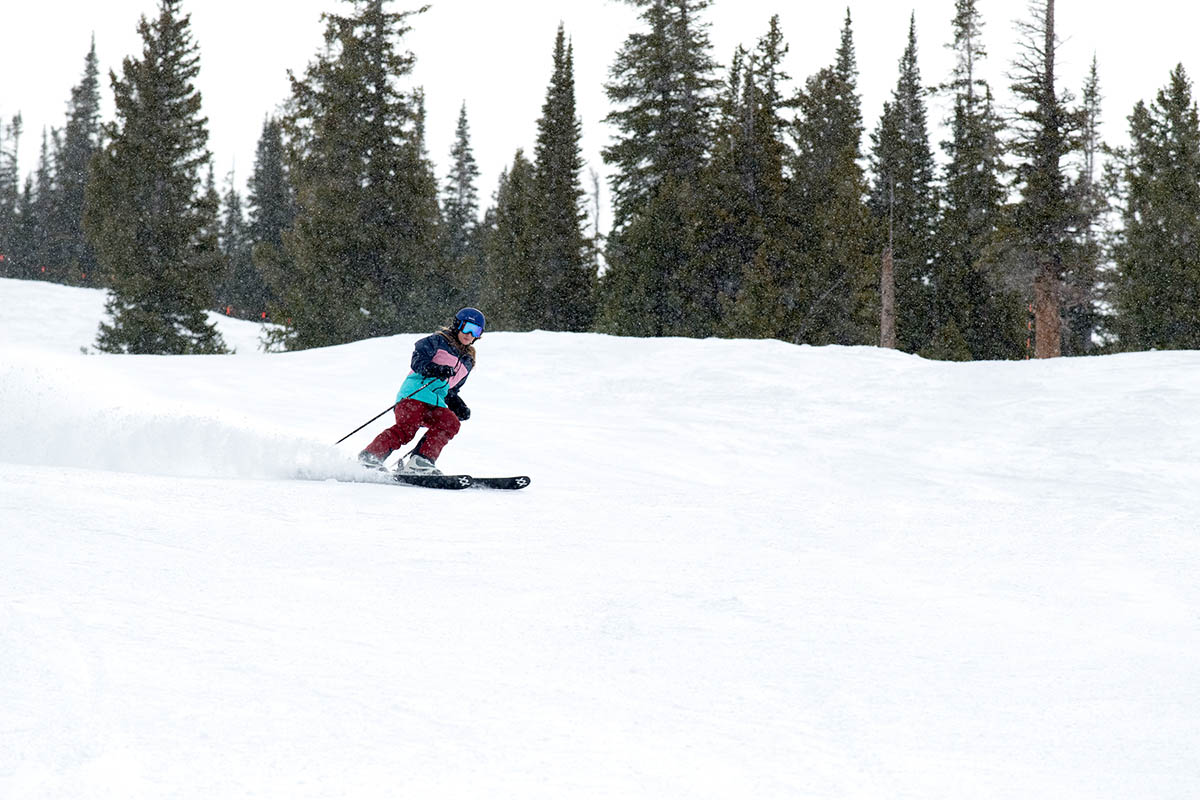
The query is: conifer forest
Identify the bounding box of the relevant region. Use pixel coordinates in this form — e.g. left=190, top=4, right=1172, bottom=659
left=2, top=0, right=1199, bottom=357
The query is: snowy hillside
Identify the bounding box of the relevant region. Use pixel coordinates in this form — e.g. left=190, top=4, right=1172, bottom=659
left=2, top=276, right=1199, bottom=799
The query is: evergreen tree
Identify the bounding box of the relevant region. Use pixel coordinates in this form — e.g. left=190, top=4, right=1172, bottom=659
left=394, top=88, right=447, bottom=323
left=24, top=133, right=57, bottom=281
left=936, top=0, right=1024, bottom=360
left=1062, top=56, right=1107, bottom=355
left=747, top=10, right=873, bottom=345
left=603, top=0, right=718, bottom=228
left=806, top=15, right=876, bottom=347
left=84, top=0, right=227, bottom=354
left=442, top=102, right=480, bottom=266
left=600, top=0, right=720, bottom=336
left=52, top=38, right=103, bottom=287
left=198, top=164, right=228, bottom=303
left=246, top=116, right=293, bottom=317
left=481, top=150, right=540, bottom=329
left=1112, top=65, right=1200, bottom=350
left=247, top=118, right=293, bottom=250
left=16, top=176, right=38, bottom=279
left=921, top=318, right=974, bottom=360
left=697, top=47, right=757, bottom=337
left=0, top=115, right=22, bottom=278
left=439, top=102, right=482, bottom=311
left=702, top=19, right=791, bottom=339
left=868, top=14, right=937, bottom=354
left=216, top=170, right=262, bottom=317
left=276, top=0, right=440, bottom=349
left=533, top=24, right=596, bottom=331
left=1007, top=0, right=1080, bottom=358
left=606, top=176, right=705, bottom=335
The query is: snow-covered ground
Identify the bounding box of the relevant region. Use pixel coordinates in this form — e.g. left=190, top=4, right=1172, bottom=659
left=2, top=276, right=1198, bottom=799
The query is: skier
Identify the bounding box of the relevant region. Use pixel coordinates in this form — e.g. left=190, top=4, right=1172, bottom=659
left=358, top=308, right=484, bottom=475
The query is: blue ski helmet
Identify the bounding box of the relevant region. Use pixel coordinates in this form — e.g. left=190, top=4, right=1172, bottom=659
left=454, top=307, right=486, bottom=338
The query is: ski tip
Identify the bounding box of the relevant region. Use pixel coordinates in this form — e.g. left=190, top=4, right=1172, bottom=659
left=469, top=476, right=531, bottom=490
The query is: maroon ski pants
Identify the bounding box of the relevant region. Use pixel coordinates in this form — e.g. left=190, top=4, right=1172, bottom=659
left=363, top=399, right=461, bottom=462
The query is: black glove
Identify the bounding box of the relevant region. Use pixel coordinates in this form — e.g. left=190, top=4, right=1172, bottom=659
left=446, top=393, right=471, bottom=421
left=423, top=363, right=455, bottom=380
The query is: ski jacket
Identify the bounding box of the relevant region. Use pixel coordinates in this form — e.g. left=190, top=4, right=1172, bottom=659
left=396, top=331, right=474, bottom=408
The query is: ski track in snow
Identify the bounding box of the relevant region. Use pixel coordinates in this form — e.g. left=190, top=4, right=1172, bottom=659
left=2, top=277, right=1200, bottom=799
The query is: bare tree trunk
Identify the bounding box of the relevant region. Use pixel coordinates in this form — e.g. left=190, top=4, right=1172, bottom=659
left=880, top=245, right=896, bottom=349
left=1033, top=269, right=1061, bottom=358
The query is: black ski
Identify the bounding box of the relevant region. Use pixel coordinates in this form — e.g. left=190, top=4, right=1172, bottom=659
left=393, top=473, right=473, bottom=490
left=390, top=473, right=530, bottom=490
left=468, top=476, right=531, bottom=490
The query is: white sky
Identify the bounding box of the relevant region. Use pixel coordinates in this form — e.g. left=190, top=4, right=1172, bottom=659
left=3, top=0, right=1198, bottom=231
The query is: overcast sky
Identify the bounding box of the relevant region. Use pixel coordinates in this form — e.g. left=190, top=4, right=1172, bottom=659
left=4, top=0, right=1198, bottom=231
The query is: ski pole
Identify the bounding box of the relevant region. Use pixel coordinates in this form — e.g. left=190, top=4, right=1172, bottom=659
left=334, top=403, right=397, bottom=445
left=334, top=370, right=451, bottom=446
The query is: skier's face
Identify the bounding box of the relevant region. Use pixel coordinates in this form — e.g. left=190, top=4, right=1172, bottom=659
left=457, top=330, right=476, bottom=346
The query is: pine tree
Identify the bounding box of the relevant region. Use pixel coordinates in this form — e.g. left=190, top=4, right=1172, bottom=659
left=442, top=102, right=480, bottom=266
left=216, top=170, right=263, bottom=318
left=697, top=47, right=757, bottom=337
left=936, top=0, right=1024, bottom=360
left=84, top=0, right=227, bottom=354
left=439, top=102, right=482, bottom=312
left=1112, top=65, right=1200, bottom=350
left=481, top=150, right=540, bottom=330
left=25, top=133, right=57, bottom=281
left=245, top=117, right=293, bottom=322
left=16, top=176, right=38, bottom=280
left=921, top=318, right=973, bottom=360
left=394, top=89, right=447, bottom=323
left=0, top=115, right=22, bottom=278
left=1008, top=0, right=1080, bottom=358
left=756, top=10, right=873, bottom=346
left=868, top=14, right=937, bottom=354
left=533, top=24, right=595, bottom=331
left=247, top=118, right=294, bottom=253
left=600, top=0, right=720, bottom=336
left=603, top=0, right=718, bottom=228
left=276, top=0, right=439, bottom=349
left=198, top=163, right=228, bottom=305
left=52, top=38, right=103, bottom=287
left=1062, top=56, right=1107, bottom=355
left=702, top=18, right=791, bottom=339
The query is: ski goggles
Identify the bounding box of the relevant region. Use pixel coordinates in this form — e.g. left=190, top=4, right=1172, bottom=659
left=460, top=321, right=483, bottom=338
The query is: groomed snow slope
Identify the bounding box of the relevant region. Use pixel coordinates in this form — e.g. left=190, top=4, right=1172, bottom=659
left=2, top=277, right=1198, bottom=799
